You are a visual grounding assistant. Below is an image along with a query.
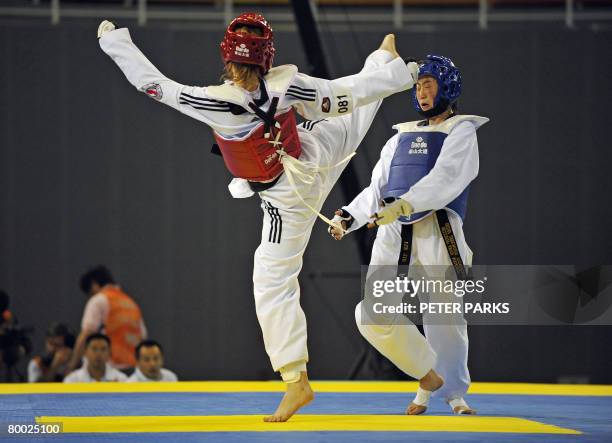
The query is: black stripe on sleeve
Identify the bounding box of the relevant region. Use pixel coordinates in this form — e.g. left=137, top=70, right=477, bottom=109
left=288, top=85, right=316, bottom=95
left=180, top=92, right=228, bottom=104
left=179, top=101, right=231, bottom=112
left=285, top=92, right=316, bottom=102
left=179, top=96, right=230, bottom=108
left=287, top=88, right=316, bottom=99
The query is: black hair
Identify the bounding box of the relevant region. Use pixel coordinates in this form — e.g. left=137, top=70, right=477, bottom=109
left=135, top=339, right=163, bottom=359
left=80, top=266, right=115, bottom=294
left=85, top=333, right=111, bottom=348
left=46, top=322, right=76, bottom=348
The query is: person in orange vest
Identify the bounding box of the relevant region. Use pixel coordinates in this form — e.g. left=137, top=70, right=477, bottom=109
left=67, top=266, right=147, bottom=373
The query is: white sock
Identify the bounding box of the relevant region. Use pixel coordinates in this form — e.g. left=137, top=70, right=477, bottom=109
left=412, top=387, right=433, bottom=407
left=449, top=397, right=469, bottom=412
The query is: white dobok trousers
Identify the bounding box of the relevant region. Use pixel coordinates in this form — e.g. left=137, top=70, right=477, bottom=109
left=356, top=212, right=472, bottom=402
left=253, top=96, right=382, bottom=374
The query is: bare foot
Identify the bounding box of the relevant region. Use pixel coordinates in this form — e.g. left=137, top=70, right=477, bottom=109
left=453, top=405, right=477, bottom=415
left=264, top=371, right=314, bottom=422
left=406, top=370, right=444, bottom=415
left=379, top=34, right=400, bottom=59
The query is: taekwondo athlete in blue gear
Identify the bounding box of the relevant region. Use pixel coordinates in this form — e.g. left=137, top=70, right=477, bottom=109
left=329, top=55, right=489, bottom=415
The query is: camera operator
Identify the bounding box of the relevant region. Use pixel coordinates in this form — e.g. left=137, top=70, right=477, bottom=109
left=27, top=323, right=75, bottom=382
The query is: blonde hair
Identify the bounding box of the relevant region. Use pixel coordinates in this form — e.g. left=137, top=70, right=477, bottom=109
left=222, top=62, right=261, bottom=91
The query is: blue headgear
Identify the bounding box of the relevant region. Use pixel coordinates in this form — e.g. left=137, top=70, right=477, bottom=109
left=412, top=54, right=462, bottom=118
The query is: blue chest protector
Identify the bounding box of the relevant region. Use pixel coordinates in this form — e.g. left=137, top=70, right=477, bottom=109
left=384, top=115, right=488, bottom=224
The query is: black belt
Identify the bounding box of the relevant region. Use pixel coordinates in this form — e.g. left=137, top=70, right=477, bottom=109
left=209, top=146, right=282, bottom=192
left=397, top=224, right=413, bottom=279
left=435, top=209, right=468, bottom=280
left=395, top=209, right=468, bottom=281
left=248, top=174, right=282, bottom=193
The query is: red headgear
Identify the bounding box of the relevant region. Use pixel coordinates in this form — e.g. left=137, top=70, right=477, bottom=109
left=220, top=13, right=275, bottom=74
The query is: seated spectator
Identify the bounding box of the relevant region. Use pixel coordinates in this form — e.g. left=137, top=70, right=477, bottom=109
left=0, top=291, right=33, bottom=381
left=67, top=266, right=147, bottom=373
left=128, top=340, right=178, bottom=382
left=28, top=323, right=75, bottom=382
left=64, top=333, right=126, bottom=383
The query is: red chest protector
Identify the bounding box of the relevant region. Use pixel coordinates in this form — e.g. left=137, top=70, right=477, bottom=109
left=214, top=104, right=301, bottom=182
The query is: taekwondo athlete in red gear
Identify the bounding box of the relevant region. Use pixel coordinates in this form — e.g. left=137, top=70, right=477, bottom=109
left=329, top=55, right=488, bottom=415
left=97, top=14, right=418, bottom=421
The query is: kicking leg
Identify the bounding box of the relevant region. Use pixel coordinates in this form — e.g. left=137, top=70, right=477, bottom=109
left=309, top=36, right=404, bottom=185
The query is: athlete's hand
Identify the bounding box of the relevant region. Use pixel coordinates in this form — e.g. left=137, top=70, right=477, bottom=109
left=368, top=198, right=413, bottom=228
left=328, top=209, right=354, bottom=241
left=97, top=20, right=116, bottom=39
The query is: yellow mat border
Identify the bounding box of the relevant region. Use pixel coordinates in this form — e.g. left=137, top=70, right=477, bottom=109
left=35, top=415, right=581, bottom=434
left=2, top=381, right=611, bottom=396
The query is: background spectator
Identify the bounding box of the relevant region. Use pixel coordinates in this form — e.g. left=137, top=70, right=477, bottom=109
left=0, top=290, right=14, bottom=329
left=67, top=266, right=147, bottom=373
left=0, top=290, right=33, bottom=382
left=127, top=340, right=178, bottom=382
left=64, top=333, right=126, bottom=383
left=27, top=322, right=75, bottom=382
